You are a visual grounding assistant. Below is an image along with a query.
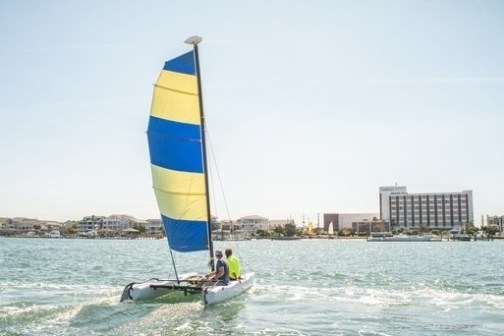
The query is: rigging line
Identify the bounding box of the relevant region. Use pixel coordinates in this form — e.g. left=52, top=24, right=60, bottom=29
left=169, top=248, right=179, bottom=283
left=205, top=126, right=232, bottom=221
left=205, top=124, right=254, bottom=273
left=206, top=141, right=218, bottom=220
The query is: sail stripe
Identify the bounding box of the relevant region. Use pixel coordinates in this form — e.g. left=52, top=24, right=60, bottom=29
left=161, top=215, right=208, bottom=252
left=151, top=164, right=207, bottom=222
left=147, top=117, right=203, bottom=173
left=157, top=68, right=198, bottom=95
left=154, top=187, right=207, bottom=221
left=151, top=70, right=200, bottom=125
left=148, top=49, right=209, bottom=253
left=150, top=164, right=205, bottom=196
left=163, top=51, right=196, bottom=75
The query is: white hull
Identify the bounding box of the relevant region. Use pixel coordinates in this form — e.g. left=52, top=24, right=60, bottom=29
left=121, top=272, right=255, bottom=305
left=125, top=272, right=198, bottom=301
left=203, top=272, right=255, bottom=305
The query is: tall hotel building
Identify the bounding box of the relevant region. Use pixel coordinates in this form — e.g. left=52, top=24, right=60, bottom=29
left=379, top=186, right=473, bottom=230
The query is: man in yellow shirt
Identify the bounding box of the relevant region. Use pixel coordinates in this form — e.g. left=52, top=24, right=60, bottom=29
left=225, top=248, right=241, bottom=280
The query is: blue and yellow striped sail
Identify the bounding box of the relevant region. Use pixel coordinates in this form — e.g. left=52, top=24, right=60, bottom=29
left=147, top=51, right=208, bottom=252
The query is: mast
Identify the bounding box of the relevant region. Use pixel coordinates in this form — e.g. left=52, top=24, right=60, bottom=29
left=184, top=36, right=215, bottom=270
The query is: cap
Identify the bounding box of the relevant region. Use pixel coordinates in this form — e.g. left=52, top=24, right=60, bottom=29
left=215, top=250, right=223, bottom=257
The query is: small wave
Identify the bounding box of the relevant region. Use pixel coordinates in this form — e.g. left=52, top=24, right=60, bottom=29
left=105, top=301, right=206, bottom=335
left=249, top=282, right=504, bottom=310
left=248, top=327, right=306, bottom=335
left=0, top=284, right=125, bottom=335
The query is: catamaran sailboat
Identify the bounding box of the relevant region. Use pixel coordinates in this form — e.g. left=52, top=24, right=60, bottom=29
left=120, top=36, right=255, bottom=305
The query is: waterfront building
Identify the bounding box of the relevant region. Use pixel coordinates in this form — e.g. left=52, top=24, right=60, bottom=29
left=220, top=219, right=242, bottom=237
left=77, top=214, right=148, bottom=233
left=487, top=215, right=504, bottom=234
left=218, top=219, right=236, bottom=232
left=78, top=215, right=105, bottom=232
left=44, top=221, right=62, bottom=230
left=0, top=217, right=62, bottom=235
left=101, top=215, right=147, bottom=232
left=352, top=218, right=389, bottom=233
left=12, top=218, right=38, bottom=233
left=0, top=218, right=15, bottom=232
left=0, top=217, right=36, bottom=234
left=237, top=215, right=269, bottom=238
left=145, top=218, right=163, bottom=234
left=379, top=186, right=408, bottom=222
left=379, top=186, right=473, bottom=230
left=211, top=219, right=236, bottom=240
left=323, top=213, right=379, bottom=232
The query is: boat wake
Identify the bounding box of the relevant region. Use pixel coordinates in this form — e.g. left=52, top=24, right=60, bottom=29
left=250, top=282, right=504, bottom=312
left=0, top=281, right=212, bottom=335
left=240, top=283, right=504, bottom=335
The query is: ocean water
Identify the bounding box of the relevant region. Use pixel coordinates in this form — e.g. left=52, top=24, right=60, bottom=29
left=1, top=237, right=504, bottom=336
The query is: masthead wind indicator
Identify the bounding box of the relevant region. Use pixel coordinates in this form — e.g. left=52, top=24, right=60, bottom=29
left=184, top=36, right=203, bottom=45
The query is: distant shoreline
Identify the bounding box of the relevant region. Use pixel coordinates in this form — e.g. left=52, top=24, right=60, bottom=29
left=0, top=235, right=366, bottom=241
left=0, top=235, right=161, bottom=240
left=2, top=234, right=501, bottom=241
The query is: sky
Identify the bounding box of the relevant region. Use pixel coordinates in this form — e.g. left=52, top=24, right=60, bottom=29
left=1, top=0, right=503, bottom=226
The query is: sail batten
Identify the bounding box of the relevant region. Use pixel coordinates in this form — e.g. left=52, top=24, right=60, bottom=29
left=152, top=187, right=206, bottom=197
left=148, top=50, right=209, bottom=252
left=153, top=84, right=199, bottom=96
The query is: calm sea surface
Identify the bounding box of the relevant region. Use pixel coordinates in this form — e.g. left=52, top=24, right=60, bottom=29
left=1, top=237, right=504, bottom=335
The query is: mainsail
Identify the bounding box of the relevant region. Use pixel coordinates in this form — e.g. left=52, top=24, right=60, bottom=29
left=147, top=50, right=209, bottom=253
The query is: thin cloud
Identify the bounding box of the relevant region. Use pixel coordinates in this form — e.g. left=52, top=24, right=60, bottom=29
left=357, top=76, right=504, bottom=84
left=5, top=98, right=143, bottom=112
left=203, top=38, right=248, bottom=45
left=9, top=43, right=143, bottom=53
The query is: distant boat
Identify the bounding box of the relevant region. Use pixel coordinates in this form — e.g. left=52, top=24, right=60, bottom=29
left=48, top=230, right=62, bottom=238
left=120, top=36, right=255, bottom=305
left=271, top=236, right=302, bottom=240
left=392, top=234, right=441, bottom=242
left=450, top=233, right=472, bottom=241
left=328, top=221, right=334, bottom=236
left=367, top=232, right=441, bottom=242
left=366, top=232, right=394, bottom=241
left=307, top=222, right=314, bottom=235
